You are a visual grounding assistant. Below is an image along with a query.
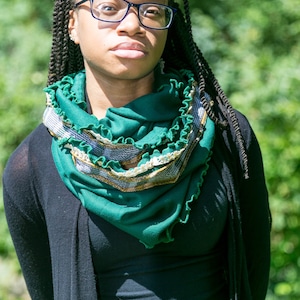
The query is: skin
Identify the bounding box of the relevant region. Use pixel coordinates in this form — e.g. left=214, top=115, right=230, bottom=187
left=68, top=0, right=169, bottom=118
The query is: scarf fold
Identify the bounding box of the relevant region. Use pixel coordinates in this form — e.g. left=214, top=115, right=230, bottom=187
left=43, top=68, right=215, bottom=248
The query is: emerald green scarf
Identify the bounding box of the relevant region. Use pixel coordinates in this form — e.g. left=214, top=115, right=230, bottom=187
left=43, top=68, right=215, bottom=248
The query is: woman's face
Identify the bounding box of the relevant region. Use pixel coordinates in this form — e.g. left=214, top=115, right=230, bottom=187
left=69, top=0, right=169, bottom=81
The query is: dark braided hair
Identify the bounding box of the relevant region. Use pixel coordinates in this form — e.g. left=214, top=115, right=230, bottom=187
left=47, top=0, right=83, bottom=85
left=47, top=0, right=249, bottom=178
left=164, top=0, right=249, bottom=178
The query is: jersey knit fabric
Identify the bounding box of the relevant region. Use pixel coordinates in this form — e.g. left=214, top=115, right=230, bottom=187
left=88, top=157, right=229, bottom=299
left=3, top=111, right=270, bottom=299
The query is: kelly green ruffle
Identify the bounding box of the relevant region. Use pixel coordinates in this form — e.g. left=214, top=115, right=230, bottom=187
left=43, top=68, right=215, bottom=248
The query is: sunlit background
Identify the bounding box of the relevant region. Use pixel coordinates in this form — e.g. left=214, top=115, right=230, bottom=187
left=0, top=0, right=299, bottom=299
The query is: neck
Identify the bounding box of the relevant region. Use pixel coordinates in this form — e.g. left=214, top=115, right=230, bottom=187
left=85, top=69, right=155, bottom=119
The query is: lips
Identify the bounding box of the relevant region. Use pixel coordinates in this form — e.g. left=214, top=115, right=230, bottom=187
left=110, top=42, right=148, bottom=59
left=111, top=42, right=147, bottom=52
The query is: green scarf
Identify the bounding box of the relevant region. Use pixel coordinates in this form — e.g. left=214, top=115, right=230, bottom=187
left=43, top=68, right=215, bottom=248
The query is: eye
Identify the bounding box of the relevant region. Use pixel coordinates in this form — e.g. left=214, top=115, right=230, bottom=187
left=94, top=1, right=120, bottom=16
left=100, top=4, right=117, bottom=12
left=141, top=5, right=164, bottom=18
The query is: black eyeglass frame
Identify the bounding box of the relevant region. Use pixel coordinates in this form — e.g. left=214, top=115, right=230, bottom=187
left=73, top=0, right=177, bottom=30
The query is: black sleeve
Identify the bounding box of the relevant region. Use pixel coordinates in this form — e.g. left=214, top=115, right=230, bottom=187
left=3, top=131, right=54, bottom=299
left=237, top=113, right=271, bottom=300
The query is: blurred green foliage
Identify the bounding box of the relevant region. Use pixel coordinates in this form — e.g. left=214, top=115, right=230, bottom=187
left=0, top=0, right=51, bottom=172
left=0, top=0, right=299, bottom=299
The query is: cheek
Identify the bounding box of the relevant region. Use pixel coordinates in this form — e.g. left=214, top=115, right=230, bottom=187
left=75, top=13, right=102, bottom=45
left=77, top=27, right=105, bottom=59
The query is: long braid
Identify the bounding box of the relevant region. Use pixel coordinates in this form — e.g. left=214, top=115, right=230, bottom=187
left=188, top=0, right=249, bottom=178
left=192, top=45, right=249, bottom=179
left=181, top=0, right=224, bottom=127
left=170, top=0, right=249, bottom=178
left=47, top=0, right=83, bottom=85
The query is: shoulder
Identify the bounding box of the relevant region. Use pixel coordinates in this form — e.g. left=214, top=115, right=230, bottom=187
left=2, top=124, right=52, bottom=203
left=221, top=108, right=255, bottom=143
left=220, top=108, right=260, bottom=153
left=234, top=110, right=257, bottom=146
left=4, top=124, right=51, bottom=174
left=214, top=108, right=264, bottom=181
left=234, top=109, right=251, bottom=130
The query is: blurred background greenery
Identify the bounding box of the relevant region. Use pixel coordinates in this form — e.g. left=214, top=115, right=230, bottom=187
left=0, top=0, right=299, bottom=299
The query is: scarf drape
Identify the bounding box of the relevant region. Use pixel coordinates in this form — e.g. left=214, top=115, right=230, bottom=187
left=43, top=68, right=215, bottom=248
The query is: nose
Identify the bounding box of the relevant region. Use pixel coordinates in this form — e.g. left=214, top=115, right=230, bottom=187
left=116, top=9, right=146, bottom=36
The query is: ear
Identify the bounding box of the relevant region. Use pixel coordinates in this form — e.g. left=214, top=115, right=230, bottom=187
left=68, top=10, right=80, bottom=44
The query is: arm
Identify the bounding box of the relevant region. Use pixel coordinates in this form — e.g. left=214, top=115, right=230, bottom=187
left=3, top=137, right=54, bottom=299
left=237, top=114, right=271, bottom=299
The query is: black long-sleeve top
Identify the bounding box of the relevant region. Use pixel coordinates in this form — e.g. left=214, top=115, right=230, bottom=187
left=3, top=111, right=271, bottom=299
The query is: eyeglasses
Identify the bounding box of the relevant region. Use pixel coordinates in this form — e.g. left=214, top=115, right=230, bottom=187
left=73, top=0, right=177, bottom=30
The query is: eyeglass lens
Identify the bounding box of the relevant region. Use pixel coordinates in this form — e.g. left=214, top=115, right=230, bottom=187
left=91, top=0, right=174, bottom=29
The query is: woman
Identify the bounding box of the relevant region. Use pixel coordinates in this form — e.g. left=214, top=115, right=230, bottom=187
left=3, top=0, right=271, bottom=299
